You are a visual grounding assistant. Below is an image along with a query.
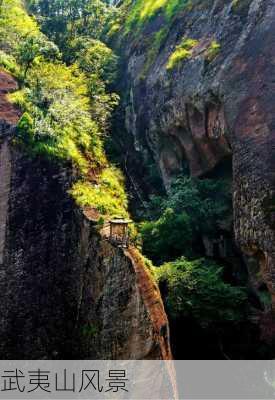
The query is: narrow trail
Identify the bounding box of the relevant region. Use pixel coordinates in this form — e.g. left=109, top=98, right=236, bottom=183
left=124, top=246, right=172, bottom=360
left=0, top=70, right=21, bottom=125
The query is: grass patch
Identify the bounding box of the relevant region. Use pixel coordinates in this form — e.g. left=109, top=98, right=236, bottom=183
left=124, top=0, right=190, bottom=35
left=166, top=38, right=198, bottom=70
left=70, top=167, right=129, bottom=218
left=206, top=40, right=221, bottom=62
left=139, top=27, right=169, bottom=78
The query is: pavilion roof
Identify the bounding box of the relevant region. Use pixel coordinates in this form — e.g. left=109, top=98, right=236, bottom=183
left=110, top=218, right=132, bottom=224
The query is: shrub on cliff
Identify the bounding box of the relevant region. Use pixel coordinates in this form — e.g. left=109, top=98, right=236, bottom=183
left=125, top=0, right=190, bottom=34
left=141, top=208, right=194, bottom=264
left=0, top=51, right=19, bottom=76
left=17, top=112, right=34, bottom=142
left=155, top=257, right=247, bottom=328
left=26, top=0, right=116, bottom=60
left=70, top=167, right=128, bottom=217
left=140, top=177, right=232, bottom=264
left=1, top=0, right=128, bottom=219
left=0, top=0, right=38, bottom=52
left=16, top=35, right=60, bottom=80
left=166, top=38, right=198, bottom=70
left=205, top=40, right=221, bottom=63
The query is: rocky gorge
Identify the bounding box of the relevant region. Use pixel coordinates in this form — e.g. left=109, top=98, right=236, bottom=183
left=114, top=0, right=275, bottom=357
left=0, top=0, right=275, bottom=361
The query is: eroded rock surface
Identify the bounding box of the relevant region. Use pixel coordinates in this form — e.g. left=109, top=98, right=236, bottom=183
left=120, top=0, right=275, bottom=311
left=0, top=71, right=171, bottom=360
left=0, top=70, right=20, bottom=125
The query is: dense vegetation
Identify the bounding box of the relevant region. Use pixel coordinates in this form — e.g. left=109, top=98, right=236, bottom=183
left=166, top=38, right=198, bottom=70
left=138, top=175, right=248, bottom=345
left=155, top=257, right=247, bottom=328
left=26, top=0, right=117, bottom=62
left=124, top=0, right=190, bottom=33
left=140, top=177, right=232, bottom=265
left=0, top=0, right=128, bottom=218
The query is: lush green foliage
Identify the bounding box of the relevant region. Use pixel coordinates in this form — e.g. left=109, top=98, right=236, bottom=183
left=119, top=0, right=193, bottom=78
left=155, top=257, right=247, bottom=327
left=138, top=170, right=243, bottom=337
left=166, top=38, right=198, bottom=70
left=10, top=62, right=104, bottom=170
left=206, top=40, right=221, bottom=62
left=70, top=167, right=128, bottom=217
left=0, top=0, right=38, bottom=48
left=140, top=177, right=232, bottom=264
left=26, top=0, right=117, bottom=58
left=0, top=50, right=19, bottom=75
left=76, top=39, right=118, bottom=83
left=0, top=0, right=128, bottom=218
left=16, top=35, right=60, bottom=80
left=138, top=27, right=169, bottom=79
left=125, top=0, right=190, bottom=33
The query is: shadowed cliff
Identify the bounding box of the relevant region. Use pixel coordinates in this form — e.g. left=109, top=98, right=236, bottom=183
left=115, top=0, right=275, bottom=351
left=0, top=70, right=172, bottom=359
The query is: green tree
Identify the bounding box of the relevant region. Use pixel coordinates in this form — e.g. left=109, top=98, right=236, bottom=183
left=155, top=257, right=247, bottom=328
left=141, top=208, right=194, bottom=264
left=140, top=177, right=232, bottom=264
left=76, top=38, right=118, bottom=83
left=16, top=35, right=60, bottom=80
left=27, top=0, right=117, bottom=56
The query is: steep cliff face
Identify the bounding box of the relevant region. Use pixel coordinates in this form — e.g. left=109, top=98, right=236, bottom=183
left=0, top=70, right=171, bottom=360
left=120, top=0, right=275, bottom=313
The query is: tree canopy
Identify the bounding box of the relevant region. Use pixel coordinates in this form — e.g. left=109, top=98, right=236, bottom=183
left=26, top=0, right=118, bottom=58
left=140, top=177, right=232, bottom=264
left=0, top=0, right=128, bottom=219
left=155, top=257, right=247, bottom=328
